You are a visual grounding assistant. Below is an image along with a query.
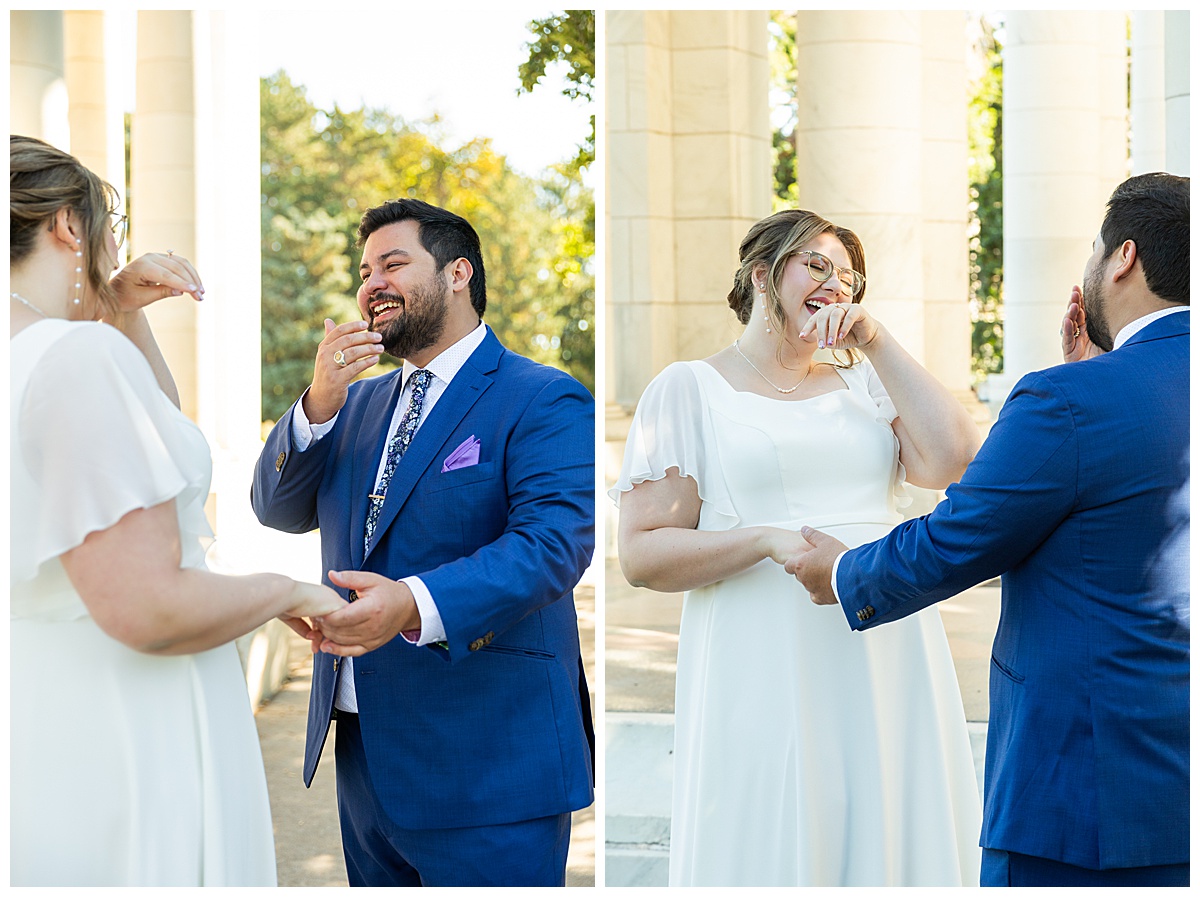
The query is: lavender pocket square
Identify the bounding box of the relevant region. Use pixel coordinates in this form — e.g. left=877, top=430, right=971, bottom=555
left=441, top=435, right=481, bottom=472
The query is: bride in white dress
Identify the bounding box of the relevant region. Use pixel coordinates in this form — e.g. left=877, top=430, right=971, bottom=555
left=9, top=135, right=346, bottom=885
left=612, top=209, right=984, bottom=885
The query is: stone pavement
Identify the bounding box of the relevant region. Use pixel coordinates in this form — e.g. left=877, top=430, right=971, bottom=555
left=253, top=579, right=596, bottom=887
left=604, top=556, right=1000, bottom=886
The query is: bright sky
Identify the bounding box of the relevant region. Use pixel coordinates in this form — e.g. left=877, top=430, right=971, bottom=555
left=108, top=9, right=590, bottom=178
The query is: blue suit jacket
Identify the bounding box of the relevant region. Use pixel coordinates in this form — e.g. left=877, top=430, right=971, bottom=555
left=836, top=312, right=1189, bottom=870
left=252, top=327, right=595, bottom=829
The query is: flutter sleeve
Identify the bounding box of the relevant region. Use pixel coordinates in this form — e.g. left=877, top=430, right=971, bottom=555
left=607, top=361, right=738, bottom=528
left=12, top=323, right=212, bottom=583
left=856, top=356, right=913, bottom=512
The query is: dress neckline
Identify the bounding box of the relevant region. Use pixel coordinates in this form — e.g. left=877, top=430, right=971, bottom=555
left=10, top=316, right=79, bottom=344
left=695, top=358, right=852, bottom=403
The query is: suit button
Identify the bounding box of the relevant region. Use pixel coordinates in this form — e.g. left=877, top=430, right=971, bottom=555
left=863, top=605, right=876, bottom=620
left=469, top=632, right=496, bottom=652
left=275, top=451, right=286, bottom=472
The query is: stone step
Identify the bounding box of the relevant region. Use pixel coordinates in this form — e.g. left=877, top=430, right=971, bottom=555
left=605, top=713, right=989, bottom=887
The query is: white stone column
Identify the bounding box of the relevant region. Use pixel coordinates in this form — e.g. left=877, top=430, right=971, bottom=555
left=61, top=11, right=109, bottom=177
left=607, top=9, right=769, bottom=414
left=1130, top=12, right=1166, bottom=175
left=993, top=12, right=1105, bottom=394
left=607, top=10, right=677, bottom=414
left=1164, top=10, right=1190, bottom=176
left=920, top=11, right=977, bottom=407
left=667, top=10, right=771, bottom=363
left=132, top=11, right=200, bottom=420
left=795, top=11, right=926, bottom=357
left=1096, top=12, right=1130, bottom=204
left=10, top=11, right=69, bottom=147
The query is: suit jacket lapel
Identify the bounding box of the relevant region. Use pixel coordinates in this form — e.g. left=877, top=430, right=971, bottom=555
left=351, top=371, right=406, bottom=569
left=363, top=331, right=502, bottom=560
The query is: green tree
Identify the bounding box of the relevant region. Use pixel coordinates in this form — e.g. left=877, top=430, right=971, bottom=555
left=967, top=15, right=1004, bottom=379
left=519, top=10, right=595, bottom=173
left=518, top=10, right=596, bottom=393
left=769, top=11, right=799, bottom=209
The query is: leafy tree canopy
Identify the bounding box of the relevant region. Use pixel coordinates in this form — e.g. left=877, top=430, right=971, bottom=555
left=519, top=10, right=595, bottom=174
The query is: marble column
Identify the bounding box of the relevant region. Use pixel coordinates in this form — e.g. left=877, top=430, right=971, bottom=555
left=132, top=11, right=200, bottom=420
left=1096, top=13, right=1130, bottom=204
left=607, top=10, right=677, bottom=417
left=1130, top=12, right=1167, bottom=175
left=61, top=11, right=110, bottom=177
left=607, top=10, right=770, bottom=410
left=10, top=11, right=68, bottom=147
left=1163, top=10, right=1189, bottom=176
left=921, top=11, right=982, bottom=415
left=993, top=12, right=1108, bottom=395
left=796, top=11, right=926, bottom=357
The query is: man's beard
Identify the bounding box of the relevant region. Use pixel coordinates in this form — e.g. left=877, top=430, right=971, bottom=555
left=1081, top=262, right=1114, bottom=352
left=369, top=275, right=448, bottom=359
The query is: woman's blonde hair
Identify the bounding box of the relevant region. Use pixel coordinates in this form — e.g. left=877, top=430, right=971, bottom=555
left=10, top=135, right=120, bottom=317
left=727, top=209, right=867, bottom=365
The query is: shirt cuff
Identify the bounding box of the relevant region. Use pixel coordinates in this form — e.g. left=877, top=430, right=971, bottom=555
left=400, top=575, right=446, bottom=646
left=830, top=550, right=848, bottom=604
left=291, top=387, right=338, bottom=450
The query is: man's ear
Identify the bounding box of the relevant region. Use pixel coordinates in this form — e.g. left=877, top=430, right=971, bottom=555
left=448, top=257, right=474, bottom=294
left=1111, top=239, right=1138, bottom=283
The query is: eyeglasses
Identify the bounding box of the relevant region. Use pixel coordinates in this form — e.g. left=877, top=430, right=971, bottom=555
left=110, top=213, right=128, bottom=249
left=797, top=250, right=865, bottom=298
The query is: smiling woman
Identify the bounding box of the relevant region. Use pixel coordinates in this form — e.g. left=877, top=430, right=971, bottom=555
left=610, top=206, right=984, bottom=887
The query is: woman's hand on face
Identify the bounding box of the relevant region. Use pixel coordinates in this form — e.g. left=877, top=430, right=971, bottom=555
left=799, top=300, right=879, bottom=351
left=109, top=252, right=205, bottom=312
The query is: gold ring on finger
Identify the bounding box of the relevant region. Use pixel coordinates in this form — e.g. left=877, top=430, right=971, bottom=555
left=166, top=249, right=175, bottom=257
left=333, top=350, right=347, bottom=367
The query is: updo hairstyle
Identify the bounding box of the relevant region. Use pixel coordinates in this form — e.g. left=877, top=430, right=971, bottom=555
left=10, top=134, right=120, bottom=317
left=727, top=209, right=867, bottom=364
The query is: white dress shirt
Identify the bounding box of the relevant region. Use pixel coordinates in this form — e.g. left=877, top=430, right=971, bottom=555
left=828, top=303, right=1190, bottom=604
left=292, top=321, right=488, bottom=711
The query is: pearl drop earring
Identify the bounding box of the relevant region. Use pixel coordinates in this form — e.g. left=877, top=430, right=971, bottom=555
left=759, top=284, right=770, bottom=333
left=74, top=239, right=83, bottom=305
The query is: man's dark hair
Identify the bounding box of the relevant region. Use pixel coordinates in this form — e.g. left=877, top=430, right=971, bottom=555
left=1101, top=172, right=1189, bottom=305
left=357, top=198, right=487, bottom=315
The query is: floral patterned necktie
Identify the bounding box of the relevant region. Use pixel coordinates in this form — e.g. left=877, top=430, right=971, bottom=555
left=363, top=368, right=433, bottom=553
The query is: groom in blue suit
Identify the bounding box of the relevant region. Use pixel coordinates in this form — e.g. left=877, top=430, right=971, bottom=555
left=788, top=173, right=1188, bottom=887
left=252, top=199, right=594, bottom=886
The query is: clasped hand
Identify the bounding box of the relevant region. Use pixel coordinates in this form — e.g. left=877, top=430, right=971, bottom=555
left=284, top=570, right=422, bottom=657
left=780, top=526, right=848, bottom=606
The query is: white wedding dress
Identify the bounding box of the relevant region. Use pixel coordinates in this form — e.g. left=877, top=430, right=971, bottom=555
left=9, top=320, right=276, bottom=886
left=612, top=359, right=982, bottom=886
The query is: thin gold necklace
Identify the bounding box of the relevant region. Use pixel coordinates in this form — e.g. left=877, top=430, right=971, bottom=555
left=734, top=339, right=814, bottom=394
left=11, top=291, right=48, bottom=318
